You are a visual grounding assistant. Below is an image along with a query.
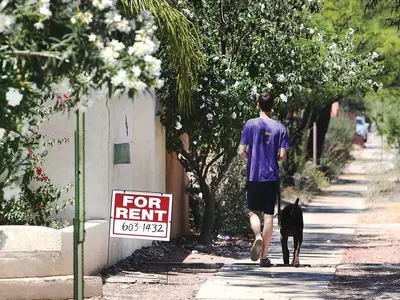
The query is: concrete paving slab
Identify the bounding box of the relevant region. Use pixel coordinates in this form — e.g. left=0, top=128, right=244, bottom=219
left=196, top=265, right=335, bottom=300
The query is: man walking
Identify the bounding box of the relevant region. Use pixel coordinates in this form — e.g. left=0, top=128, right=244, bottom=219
left=238, top=93, right=289, bottom=267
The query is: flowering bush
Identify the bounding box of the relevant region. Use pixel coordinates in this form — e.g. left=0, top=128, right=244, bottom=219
left=0, top=0, right=163, bottom=202
left=0, top=137, right=73, bottom=226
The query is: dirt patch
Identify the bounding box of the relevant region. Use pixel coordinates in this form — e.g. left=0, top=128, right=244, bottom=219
left=86, top=237, right=253, bottom=300
left=323, top=267, right=400, bottom=300
left=325, top=185, right=400, bottom=299
left=359, top=201, right=400, bottom=224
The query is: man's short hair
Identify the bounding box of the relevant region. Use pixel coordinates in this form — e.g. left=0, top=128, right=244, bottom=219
left=258, top=93, right=274, bottom=112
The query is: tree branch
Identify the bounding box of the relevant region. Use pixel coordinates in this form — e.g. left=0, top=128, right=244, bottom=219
left=200, top=144, right=211, bottom=176
left=9, top=49, right=64, bottom=60
left=178, top=149, right=202, bottom=178
left=203, top=150, right=225, bottom=178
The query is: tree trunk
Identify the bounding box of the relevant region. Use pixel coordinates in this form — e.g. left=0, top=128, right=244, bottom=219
left=307, top=103, right=333, bottom=162
left=199, top=183, right=214, bottom=244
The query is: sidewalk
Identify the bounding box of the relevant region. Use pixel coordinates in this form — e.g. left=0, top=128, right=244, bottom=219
left=196, top=133, right=387, bottom=300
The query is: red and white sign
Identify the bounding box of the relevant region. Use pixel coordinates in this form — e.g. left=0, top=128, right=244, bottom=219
left=110, top=190, right=173, bottom=241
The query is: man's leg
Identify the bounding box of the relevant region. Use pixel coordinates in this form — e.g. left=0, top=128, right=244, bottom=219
left=249, top=211, right=262, bottom=240
left=261, top=213, right=273, bottom=259
left=249, top=211, right=263, bottom=261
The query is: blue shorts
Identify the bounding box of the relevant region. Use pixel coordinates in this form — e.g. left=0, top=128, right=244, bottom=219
left=246, top=181, right=279, bottom=215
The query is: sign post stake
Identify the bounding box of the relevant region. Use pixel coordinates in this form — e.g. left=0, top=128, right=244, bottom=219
left=74, top=110, right=85, bottom=300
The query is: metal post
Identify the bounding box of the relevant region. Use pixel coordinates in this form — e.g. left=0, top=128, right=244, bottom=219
left=74, top=110, right=85, bottom=300
left=313, top=122, right=317, bottom=167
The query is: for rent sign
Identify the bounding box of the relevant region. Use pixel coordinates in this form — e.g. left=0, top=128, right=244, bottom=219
left=110, top=190, right=173, bottom=241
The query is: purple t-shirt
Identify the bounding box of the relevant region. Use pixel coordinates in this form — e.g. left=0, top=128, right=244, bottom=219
left=240, top=117, right=289, bottom=182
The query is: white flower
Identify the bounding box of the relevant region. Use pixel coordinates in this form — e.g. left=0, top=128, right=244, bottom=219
left=299, top=23, right=304, bottom=30
left=75, top=11, right=93, bottom=24
left=88, top=33, right=97, bottom=42
left=367, top=79, right=373, bottom=84
left=34, top=22, right=44, bottom=30
left=215, top=102, right=219, bottom=107
left=349, top=71, right=356, bottom=76
left=39, top=7, right=52, bottom=19
left=129, top=66, right=140, bottom=78
left=131, top=80, right=147, bottom=92
left=175, top=122, right=182, bottom=130
left=372, top=52, right=379, bottom=59
left=231, top=112, right=237, bottom=119
left=92, top=0, right=114, bottom=10
left=308, top=28, right=315, bottom=34
left=116, top=19, right=131, bottom=33
left=279, top=94, right=288, bottom=103
left=206, top=113, right=213, bottom=121
left=0, top=13, right=15, bottom=33
left=251, top=85, right=258, bottom=95
left=70, top=16, right=77, bottom=24
left=144, top=56, right=162, bottom=77
left=348, top=28, right=354, bottom=35
left=276, top=74, right=285, bottom=83
left=110, top=39, right=125, bottom=51
left=267, top=83, right=273, bottom=89
left=130, top=37, right=157, bottom=57
left=6, top=88, right=23, bottom=106
left=2, top=184, right=22, bottom=201
left=233, top=81, right=241, bottom=88
left=111, top=69, right=128, bottom=86
left=7, top=131, right=18, bottom=141
left=100, top=40, right=125, bottom=65
left=0, top=128, right=5, bottom=140
left=105, top=10, right=122, bottom=24
left=259, top=63, right=265, bottom=68
left=328, top=43, right=337, bottom=50
left=155, top=79, right=164, bottom=88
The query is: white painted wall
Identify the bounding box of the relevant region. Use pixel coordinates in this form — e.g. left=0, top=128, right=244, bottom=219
left=0, top=221, right=107, bottom=278
left=39, top=88, right=166, bottom=266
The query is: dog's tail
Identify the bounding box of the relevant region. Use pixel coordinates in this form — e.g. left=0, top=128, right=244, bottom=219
left=291, top=198, right=300, bottom=216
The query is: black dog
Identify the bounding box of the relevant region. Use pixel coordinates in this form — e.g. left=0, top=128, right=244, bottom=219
left=280, top=198, right=304, bottom=267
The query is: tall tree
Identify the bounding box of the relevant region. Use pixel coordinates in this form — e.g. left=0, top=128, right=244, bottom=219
left=159, top=0, right=381, bottom=243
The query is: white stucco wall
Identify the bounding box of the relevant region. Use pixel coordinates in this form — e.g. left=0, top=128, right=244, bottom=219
left=0, top=221, right=107, bottom=278
left=39, top=89, right=166, bottom=266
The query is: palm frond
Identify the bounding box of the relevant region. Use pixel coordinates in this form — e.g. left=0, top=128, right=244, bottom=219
left=365, top=0, right=383, bottom=12
left=119, top=0, right=204, bottom=113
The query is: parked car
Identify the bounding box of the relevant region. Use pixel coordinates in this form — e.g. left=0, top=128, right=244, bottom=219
left=356, top=116, right=368, bottom=142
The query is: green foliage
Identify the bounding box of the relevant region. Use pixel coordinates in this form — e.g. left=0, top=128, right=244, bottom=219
left=0, top=138, right=73, bottom=226
left=119, top=0, right=205, bottom=112
left=370, top=89, right=400, bottom=149
left=214, top=157, right=250, bottom=236
left=48, top=218, right=71, bottom=229
left=318, top=114, right=355, bottom=178
left=158, top=0, right=381, bottom=242
left=365, top=0, right=400, bottom=30
left=1, top=1, right=162, bottom=201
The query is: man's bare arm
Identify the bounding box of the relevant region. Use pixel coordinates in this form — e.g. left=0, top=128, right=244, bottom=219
left=279, top=148, right=287, bottom=161
left=238, top=144, right=248, bottom=159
